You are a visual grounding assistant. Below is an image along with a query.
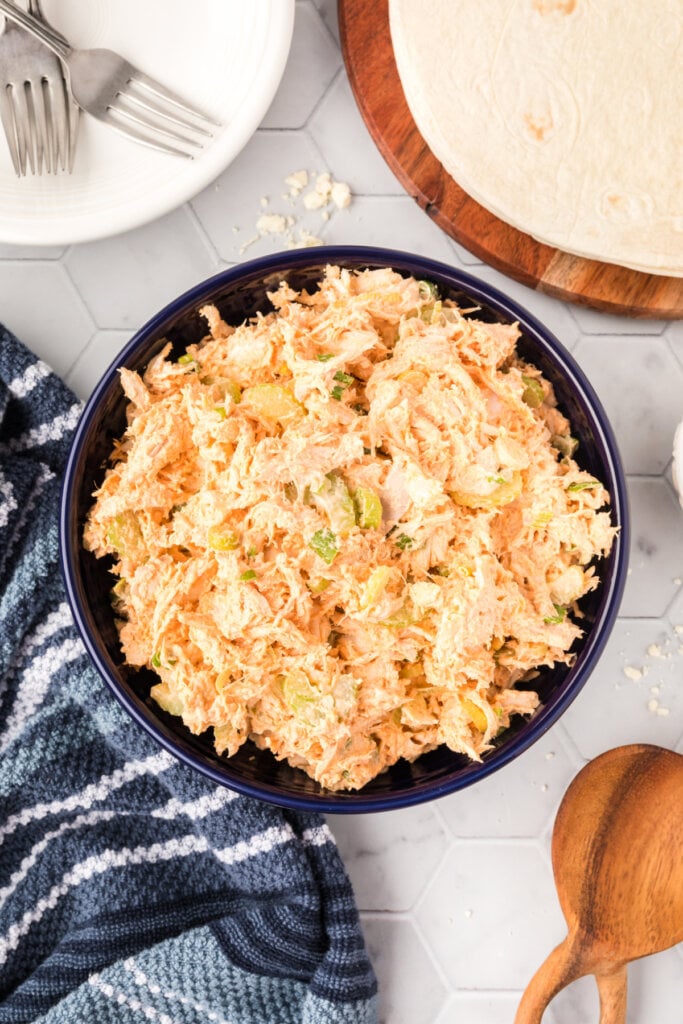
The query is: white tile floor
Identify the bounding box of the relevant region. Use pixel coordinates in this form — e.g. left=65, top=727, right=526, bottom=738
left=3, top=3, right=683, bottom=1021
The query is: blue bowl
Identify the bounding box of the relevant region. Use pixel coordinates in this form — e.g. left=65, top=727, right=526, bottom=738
left=60, top=246, right=629, bottom=812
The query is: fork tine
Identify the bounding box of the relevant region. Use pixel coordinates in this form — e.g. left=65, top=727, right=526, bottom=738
left=45, top=76, right=69, bottom=173
left=29, top=81, right=49, bottom=175
left=108, top=101, right=203, bottom=155
left=120, top=87, right=213, bottom=139
left=38, top=79, right=55, bottom=174
left=0, top=85, right=20, bottom=176
left=9, top=85, right=30, bottom=175
left=102, top=107, right=196, bottom=159
left=67, top=95, right=78, bottom=173
left=127, top=71, right=220, bottom=131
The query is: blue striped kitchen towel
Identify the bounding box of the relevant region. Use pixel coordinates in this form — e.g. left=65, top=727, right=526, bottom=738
left=0, top=326, right=378, bottom=1024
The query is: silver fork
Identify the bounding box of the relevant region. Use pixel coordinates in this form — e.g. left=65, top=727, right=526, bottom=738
left=0, top=0, right=221, bottom=159
left=0, top=0, right=76, bottom=175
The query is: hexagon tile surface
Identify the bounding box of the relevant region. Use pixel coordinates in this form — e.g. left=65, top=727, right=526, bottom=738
left=3, top=2, right=683, bottom=1021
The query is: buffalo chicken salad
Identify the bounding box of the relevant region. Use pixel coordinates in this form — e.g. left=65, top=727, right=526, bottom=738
left=84, top=266, right=615, bottom=790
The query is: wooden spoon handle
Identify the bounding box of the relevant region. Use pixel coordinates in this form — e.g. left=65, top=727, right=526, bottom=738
left=596, top=965, right=627, bottom=1024
left=515, top=937, right=585, bottom=1024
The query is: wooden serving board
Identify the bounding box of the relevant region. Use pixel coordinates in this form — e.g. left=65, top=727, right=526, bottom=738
left=339, top=0, right=683, bottom=319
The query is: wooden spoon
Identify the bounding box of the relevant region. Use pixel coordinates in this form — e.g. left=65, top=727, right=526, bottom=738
left=515, top=744, right=683, bottom=1024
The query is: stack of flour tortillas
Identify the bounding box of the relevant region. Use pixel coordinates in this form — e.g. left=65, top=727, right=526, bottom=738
left=389, top=0, right=683, bottom=276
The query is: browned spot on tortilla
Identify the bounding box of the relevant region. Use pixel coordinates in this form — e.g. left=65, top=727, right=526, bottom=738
left=524, top=112, right=554, bottom=141
left=533, top=0, right=577, bottom=13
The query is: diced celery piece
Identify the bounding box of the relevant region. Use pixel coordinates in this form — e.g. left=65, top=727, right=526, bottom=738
left=311, top=474, right=356, bottom=537
left=105, top=511, right=143, bottom=558
left=308, top=577, right=331, bottom=594
left=308, top=528, right=339, bottom=564
left=239, top=569, right=257, bottom=581
left=219, top=379, right=241, bottom=405
left=150, top=682, right=184, bottom=717
left=463, top=697, right=488, bottom=732
left=361, top=566, right=394, bottom=609
left=177, top=353, right=196, bottom=366
left=551, top=434, right=579, bottom=460
left=151, top=652, right=161, bottom=669
left=280, top=671, right=319, bottom=721
left=354, top=486, right=383, bottom=529
left=208, top=525, right=240, bottom=551
left=450, top=471, right=522, bottom=510
left=544, top=604, right=567, bottom=625
left=242, top=384, right=304, bottom=427
left=521, top=375, right=544, bottom=408
left=316, top=353, right=335, bottom=362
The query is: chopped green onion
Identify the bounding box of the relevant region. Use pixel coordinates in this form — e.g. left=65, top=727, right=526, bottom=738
left=177, top=353, right=196, bottom=366
left=487, top=475, right=507, bottom=485
left=395, top=533, right=414, bottom=550
left=246, top=546, right=257, bottom=558
left=213, top=406, right=227, bottom=419
left=418, top=280, right=439, bottom=301
left=567, top=480, right=599, bottom=492
left=316, top=353, right=335, bottom=362
left=551, top=434, right=579, bottom=459
left=151, top=652, right=162, bottom=668
left=333, top=371, right=354, bottom=386
left=521, top=375, right=544, bottom=408
left=208, top=526, right=240, bottom=551
left=308, top=578, right=331, bottom=594
left=330, top=385, right=345, bottom=401
left=308, top=528, right=339, bottom=564
left=544, top=604, right=567, bottom=625
left=239, top=569, right=257, bottom=581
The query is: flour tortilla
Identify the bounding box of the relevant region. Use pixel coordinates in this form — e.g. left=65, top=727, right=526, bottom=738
left=389, top=0, right=683, bottom=276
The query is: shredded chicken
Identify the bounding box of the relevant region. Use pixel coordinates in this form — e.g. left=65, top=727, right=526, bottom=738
left=84, top=266, right=616, bottom=790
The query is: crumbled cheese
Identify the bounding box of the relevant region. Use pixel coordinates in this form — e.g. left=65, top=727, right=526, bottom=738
left=623, top=665, right=643, bottom=681
left=545, top=751, right=555, bottom=760
left=256, top=213, right=289, bottom=236
left=650, top=685, right=661, bottom=695
left=541, top=784, right=548, bottom=792
left=235, top=169, right=351, bottom=255
left=647, top=643, right=663, bottom=658
left=331, top=180, right=352, bottom=209
left=464, top=909, right=473, bottom=919
left=674, top=578, right=682, bottom=586
left=284, top=170, right=309, bottom=195
left=675, top=625, right=683, bottom=635
left=648, top=699, right=659, bottom=712
left=657, top=707, right=670, bottom=717
left=292, top=228, right=324, bottom=248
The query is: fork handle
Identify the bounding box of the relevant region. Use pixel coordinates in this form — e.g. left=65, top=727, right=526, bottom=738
left=0, top=0, right=71, bottom=58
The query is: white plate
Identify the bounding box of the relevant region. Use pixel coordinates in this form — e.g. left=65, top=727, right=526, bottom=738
left=0, top=0, right=294, bottom=246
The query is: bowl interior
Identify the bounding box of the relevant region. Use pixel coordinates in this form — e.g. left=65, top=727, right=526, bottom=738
left=61, top=249, right=627, bottom=811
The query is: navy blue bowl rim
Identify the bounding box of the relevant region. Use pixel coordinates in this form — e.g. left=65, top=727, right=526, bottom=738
left=60, top=245, right=629, bottom=813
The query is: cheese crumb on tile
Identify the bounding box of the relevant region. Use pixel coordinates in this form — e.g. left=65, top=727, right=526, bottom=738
left=623, top=665, right=643, bottom=681
left=657, top=707, right=670, bottom=716
left=648, top=699, right=659, bottom=712
left=647, top=643, right=663, bottom=658
left=260, top=196, right=269, bottom=209
left=650, top=685, right=661, bottom=695
left=256, top=213, right=289, bottom=236
left=545, top=751, right=555, bottom=760
left=331, top=180, right=352, bottom=209
left=675, top=625, right=683, bottom=635
left=284, top=170, right=309, bottom=195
